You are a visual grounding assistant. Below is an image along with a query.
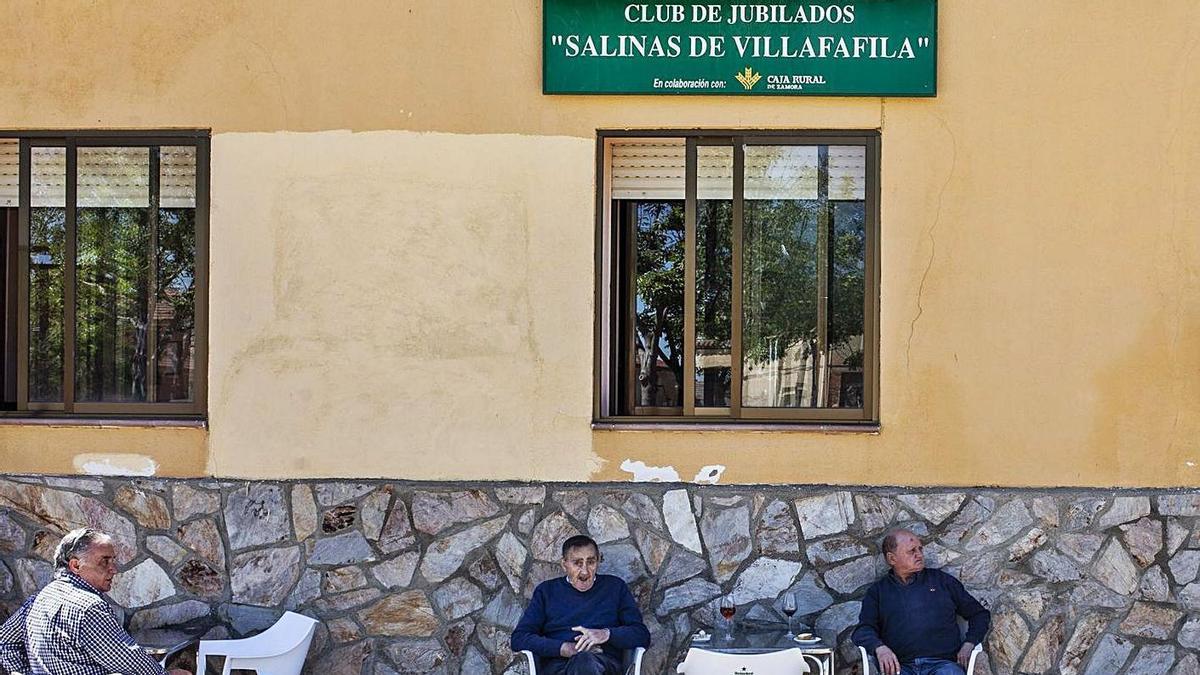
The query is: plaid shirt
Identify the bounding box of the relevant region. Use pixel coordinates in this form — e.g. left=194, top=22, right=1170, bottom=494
left=0, top=573, right=166, bottom=675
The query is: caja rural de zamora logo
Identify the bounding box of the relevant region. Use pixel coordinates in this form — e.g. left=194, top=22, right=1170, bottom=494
left=735, top=66, right=762, bottom=90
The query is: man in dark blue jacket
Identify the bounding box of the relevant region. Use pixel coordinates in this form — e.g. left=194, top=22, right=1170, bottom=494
left=511, top=535, right=650, bottom=675
left=852, top=529, right=990, bottom=675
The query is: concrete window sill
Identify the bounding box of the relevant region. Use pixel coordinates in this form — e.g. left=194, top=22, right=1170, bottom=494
left=592, top=420, right=880, bottom=433
left=0, top=417, right=206, bottom=428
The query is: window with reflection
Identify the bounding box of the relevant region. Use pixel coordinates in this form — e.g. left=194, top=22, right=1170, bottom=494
left=28, top=148, right=66, bottom=403
left=0, top=133, right=207, bottom=416
left=602, top=133, right=877, bottom=423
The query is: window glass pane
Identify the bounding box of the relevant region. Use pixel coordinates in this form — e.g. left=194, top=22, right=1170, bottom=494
left=631, top=201, right=684, bottom=408
left=695, top=146, right=732, bottom=408
left=29, top=147, right=65, bottom=402
left=155, top=147, right=196, bottom=402
left=742, top=145, right=822, bottom=408
left=75, top=147, right=151, bottom=403
left=827, top=200, right=865, bottom=407
left=826, top=144, right=867, bottom=407
left=742, top=145, right=866, bottom=409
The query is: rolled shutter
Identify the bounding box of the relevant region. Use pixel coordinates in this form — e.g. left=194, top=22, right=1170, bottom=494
left=611, top=140, right=864, bottom=202
left=0, top=141, right=196, bottom=209
left=610, top=140, right=685, bottom=200
left=0, top=140, right=17, bottom=207
left=829, top=145, right=866, bottom=200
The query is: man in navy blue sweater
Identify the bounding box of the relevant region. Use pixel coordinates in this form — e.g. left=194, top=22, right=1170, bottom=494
left=852, top=529, right=990, bottom=675
left=511, top=535, right=650, bottom=675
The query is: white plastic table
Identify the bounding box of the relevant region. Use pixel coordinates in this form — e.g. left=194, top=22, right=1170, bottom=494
left=687, top=628, right=835, bottom=675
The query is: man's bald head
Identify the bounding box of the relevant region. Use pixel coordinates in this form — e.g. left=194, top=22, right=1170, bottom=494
left=882, top=528, right=925, bottom=580
left=882, top=528, right=917, bottom=555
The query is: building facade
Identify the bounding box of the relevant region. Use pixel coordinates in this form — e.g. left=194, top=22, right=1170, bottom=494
left=0, top=2, right=1198, bottom=674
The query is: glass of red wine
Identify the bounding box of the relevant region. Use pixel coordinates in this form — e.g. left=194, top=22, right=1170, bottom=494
left=719, top=594, right=736, bottom=641
left=782, top=593, right=797, bottom=639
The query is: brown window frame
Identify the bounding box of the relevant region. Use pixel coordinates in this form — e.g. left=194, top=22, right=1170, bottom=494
left=2, top=129, right=209, bottom=419
left=594, top=129, right=880, bottom=428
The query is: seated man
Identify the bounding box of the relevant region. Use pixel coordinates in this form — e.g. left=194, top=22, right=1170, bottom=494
left=852, top=528, right=990, bottom=675
left=512, top=534, right=650, bottom=675
left=0, top=528, right=191, bottom=675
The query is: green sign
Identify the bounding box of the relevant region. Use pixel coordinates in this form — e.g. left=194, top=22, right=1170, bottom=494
left=544, top=1, right=937, bottom=96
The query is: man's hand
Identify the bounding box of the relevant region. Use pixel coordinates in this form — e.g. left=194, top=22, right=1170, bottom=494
left=875, top=645, right=901, bottom=675
left=957, top=642, right=975, bottom=669
left=559, top=641, right=579, bottom=658
left=572, top=626, right=611, bottom=653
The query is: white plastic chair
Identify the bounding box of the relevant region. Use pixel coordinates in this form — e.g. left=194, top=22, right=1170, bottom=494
left=520, top=647, right=645, bottom=674
left=676, top=647, right=810, bottom=674
left=196, top=611, right=319, bottom=675
left=858, top=644, right=983, bottom=674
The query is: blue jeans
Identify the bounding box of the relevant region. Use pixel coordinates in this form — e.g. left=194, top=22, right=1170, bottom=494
left=541, top=650, right=624, bottom=675
left=900, top=657, right=966, bottom=675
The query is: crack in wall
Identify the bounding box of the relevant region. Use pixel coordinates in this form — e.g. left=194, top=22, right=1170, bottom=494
left=906, top=111, right=958, bottom=370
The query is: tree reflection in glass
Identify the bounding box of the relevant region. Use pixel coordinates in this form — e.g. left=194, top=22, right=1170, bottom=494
left=632, top=201, right=684, bottom=408
left=29, top=209, right=64, bottom=402
left=741, top=145, right=865, bottom=409
left=827, top=201, right=865, bottom=407
left=743, top=197, right=820, bottom=407
left=695, top=146, right=732, bottom=408
left=75, top=148, right=150, bottom=403
left=29, top=148, right=66, bottom=402
left=155, top=146, right=196, bottom=402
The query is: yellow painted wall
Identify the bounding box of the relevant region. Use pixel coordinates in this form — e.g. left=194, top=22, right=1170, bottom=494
left=0, top=425, right=206, bottom=477
left=0, top=1, right=1197, bottom=486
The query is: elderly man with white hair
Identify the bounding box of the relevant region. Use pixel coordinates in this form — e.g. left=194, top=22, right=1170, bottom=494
left=0, top=527, right=191, bottom=675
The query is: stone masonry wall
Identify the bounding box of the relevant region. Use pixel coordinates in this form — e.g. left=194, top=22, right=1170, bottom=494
left=1, top=476, right=1199, bottom=674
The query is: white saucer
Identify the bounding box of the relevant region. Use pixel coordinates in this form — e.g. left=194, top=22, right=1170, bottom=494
left=793, top=636, right=821, bottom=644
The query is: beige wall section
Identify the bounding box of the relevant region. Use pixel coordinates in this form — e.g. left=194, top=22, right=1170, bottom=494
left=207, top=131, right=599, bottom=480
left=0, top=2, right=1197, bottom=485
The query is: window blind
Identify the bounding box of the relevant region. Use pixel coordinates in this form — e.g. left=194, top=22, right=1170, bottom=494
left=0, top=140, right=196, bottom=208
left=610, top=140, right=686, bottom=200
left=0, top=140, right=17, bottom=207
left=611, top=140, right=865, bottom=202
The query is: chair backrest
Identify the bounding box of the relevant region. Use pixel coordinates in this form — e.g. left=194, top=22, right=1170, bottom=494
left=677, top=648, right=810, bottom=674
left=272, top=612, right=319, bottom=634
left=238, top=611, right=320, bottom=652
